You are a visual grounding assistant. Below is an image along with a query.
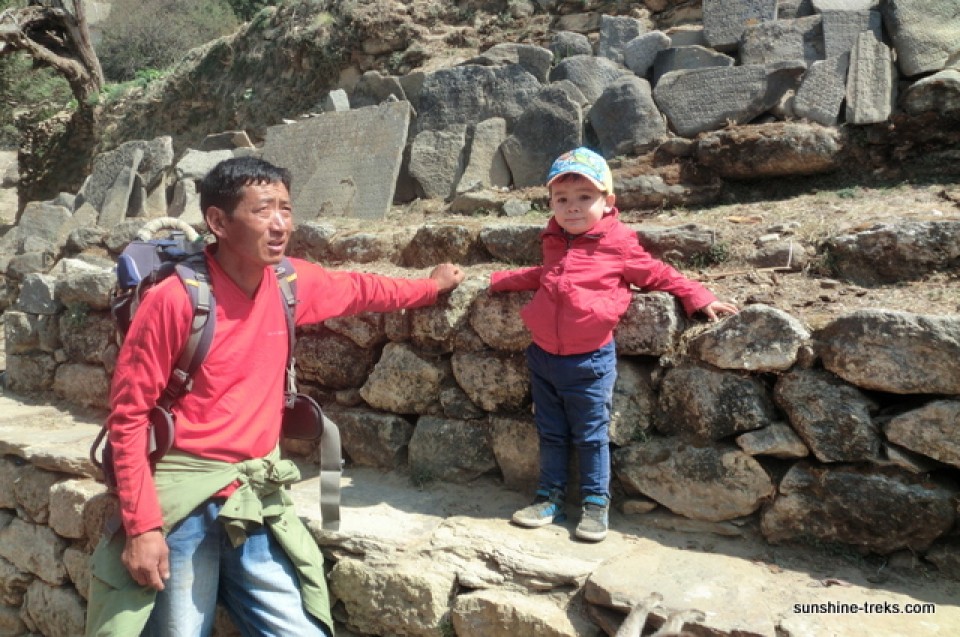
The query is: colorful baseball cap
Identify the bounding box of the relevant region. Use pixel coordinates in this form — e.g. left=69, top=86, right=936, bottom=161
left=546, top=147, right=614, bottom=193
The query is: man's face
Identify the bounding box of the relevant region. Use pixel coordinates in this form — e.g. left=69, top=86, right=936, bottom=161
left=549, top=175, right=615, bottom=235
left=208, top=180, right=293, bottom=269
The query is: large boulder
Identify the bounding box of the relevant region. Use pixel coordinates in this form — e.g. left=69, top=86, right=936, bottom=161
left=773, top=369, right=880, bottom=463
left=615, top=438, right=775, bottom=521
left=761, top=463, right=955, bottom=553
left=696, top=122, right=843, bottom=178
left=818, top=310, right=960, bottom=395
left=823, top=220, right=960, bottom=285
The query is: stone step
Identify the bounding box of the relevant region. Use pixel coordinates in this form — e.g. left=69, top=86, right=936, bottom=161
left=295, top=466, right=960, bottom=636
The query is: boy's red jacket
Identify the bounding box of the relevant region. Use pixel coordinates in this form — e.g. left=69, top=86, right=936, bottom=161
left=490, top=209, right=716, bottom=355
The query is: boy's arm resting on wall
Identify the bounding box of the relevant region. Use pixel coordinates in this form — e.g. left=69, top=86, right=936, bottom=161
left=697, top=299, right=739, bottom=321
left=489, top=267, right=543, bottom=293
left=623, top=244, right=719, bottom=317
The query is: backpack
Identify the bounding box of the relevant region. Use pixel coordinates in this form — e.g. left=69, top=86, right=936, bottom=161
left=90, top=217, right=342, bottom=531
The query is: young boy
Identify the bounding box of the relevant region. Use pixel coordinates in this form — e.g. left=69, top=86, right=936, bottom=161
left=489, top=147, right=737, bottom=542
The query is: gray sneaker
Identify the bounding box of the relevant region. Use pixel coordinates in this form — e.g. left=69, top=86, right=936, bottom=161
left=575, top=495, right=609, bottom=541
left=512, top=489, right=566, bottom=528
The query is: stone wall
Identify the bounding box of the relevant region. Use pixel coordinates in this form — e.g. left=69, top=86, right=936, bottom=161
left=8, top=230, right=960, bottom=557
left=3, top=245, right=960, bottom=634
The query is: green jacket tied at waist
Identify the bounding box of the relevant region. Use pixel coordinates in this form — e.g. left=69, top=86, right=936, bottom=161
left=84, top=448, right=333, bottom=636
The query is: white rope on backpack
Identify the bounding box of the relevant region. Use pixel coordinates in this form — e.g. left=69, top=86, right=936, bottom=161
left=136, top=217, right=201, bottom=242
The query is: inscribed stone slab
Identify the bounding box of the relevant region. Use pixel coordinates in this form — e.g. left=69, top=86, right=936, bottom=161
left=97, top=149, right=143, bottom=228
left=845, top=33, right=897, bottom=124
left=882, top=0, right=960, bottom=76
left=795, top=53, right=851, bottom=125
left=415, top=65, right=542, bottom=135
left=261, top=101, right=411, bottom=221
left=653, top=66, right=769, bottom=137
left=702, top=0, right=778, bottom=50
left=589, top=76, right=667, bottom=157
left=501, top=86, right=583, bottom=188
left=820, top=9, right=882, bottom=58
left=740, top=15, right=824, bottom=66
left=79, top=137, right=172, bottom=214
left=456, top=118, right=511, bottom=194
left=409, top=126, right=468, bottom=201
left=597, top=14, right=647, bottom=65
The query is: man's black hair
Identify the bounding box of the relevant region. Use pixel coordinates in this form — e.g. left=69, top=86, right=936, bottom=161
left=199, top=156, right=292, bottom=216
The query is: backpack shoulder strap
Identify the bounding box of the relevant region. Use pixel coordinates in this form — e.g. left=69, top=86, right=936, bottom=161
left=276, top=256, right=297, bottom=320
left=91, top=253, right=216, bottom=490
left=275, top=257, right=299, bottom=398
left=273, top=257, right=343, bottom=530
left=158, top=254, right=217, bottom=409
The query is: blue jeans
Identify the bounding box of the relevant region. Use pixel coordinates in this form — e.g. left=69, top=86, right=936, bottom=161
left=526, top=341, right=617, bottom=499
left=143, top=500, right=331, bottom=637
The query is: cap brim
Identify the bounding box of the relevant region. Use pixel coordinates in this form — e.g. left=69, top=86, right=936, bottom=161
left=546, top=171, right=607, bottom=191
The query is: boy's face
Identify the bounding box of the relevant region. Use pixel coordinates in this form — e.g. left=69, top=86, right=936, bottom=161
left=549, top=174, right=616, bottom=235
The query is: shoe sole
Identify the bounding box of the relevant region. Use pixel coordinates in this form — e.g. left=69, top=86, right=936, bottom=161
left=511, top=512, right=567, bottom=528
left=575, top=526, right=607, bottom=542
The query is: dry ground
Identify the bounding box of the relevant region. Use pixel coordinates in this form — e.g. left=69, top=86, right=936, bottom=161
left=642, top=177, right=960, bottom=330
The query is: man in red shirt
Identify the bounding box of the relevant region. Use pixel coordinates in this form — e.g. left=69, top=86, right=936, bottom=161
left=88, top=157, right=464, bottom=636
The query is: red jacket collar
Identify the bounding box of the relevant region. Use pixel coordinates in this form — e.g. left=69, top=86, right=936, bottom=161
left=543, top=207, right=621, bottom=239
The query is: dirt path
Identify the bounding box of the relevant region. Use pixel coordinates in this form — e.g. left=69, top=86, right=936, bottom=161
left=297, top=465, right=960, bottom=636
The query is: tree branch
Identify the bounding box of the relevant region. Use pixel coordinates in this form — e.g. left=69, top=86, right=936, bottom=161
left=0, top=0, right=103, bottom=106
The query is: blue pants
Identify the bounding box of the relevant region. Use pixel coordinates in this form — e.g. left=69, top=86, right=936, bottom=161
left=526, top=341, right=617, bottom=499
left=143, top=500, right=331, bottom=637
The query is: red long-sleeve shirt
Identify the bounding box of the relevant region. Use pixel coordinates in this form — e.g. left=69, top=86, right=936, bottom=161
left=490, top=210, right=716, bottom=355
left=108, top=251, right=438, bottom=535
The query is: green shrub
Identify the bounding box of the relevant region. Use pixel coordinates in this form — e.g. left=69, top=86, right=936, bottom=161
left=96, top=0, right=240, bottom=82
left=0, top=54, right=72, bottom=150
left=225, top=0, right=277, bottom=21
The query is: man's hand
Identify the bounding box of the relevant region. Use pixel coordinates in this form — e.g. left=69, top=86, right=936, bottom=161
left=122, top=529, right=170, bottom=591
left=429, top=263, right=465, bottom=293
left=700, top=300, right=739, bottom=322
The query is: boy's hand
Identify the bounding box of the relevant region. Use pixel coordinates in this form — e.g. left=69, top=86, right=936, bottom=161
left=429, top=263, right=465, bottom=293
left=700, top=300, right=738, bottom=322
